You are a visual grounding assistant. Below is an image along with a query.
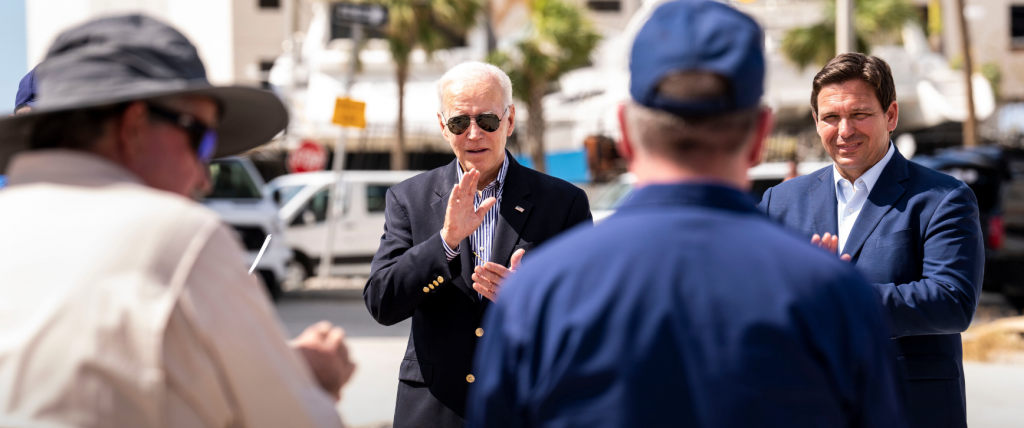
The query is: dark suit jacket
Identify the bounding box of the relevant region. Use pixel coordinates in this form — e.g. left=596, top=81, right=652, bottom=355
left=364, top=153, right=592, bottom=428
left=468, top=183, right=907, bottom=427
left=759, top=149, right=984, bottom=428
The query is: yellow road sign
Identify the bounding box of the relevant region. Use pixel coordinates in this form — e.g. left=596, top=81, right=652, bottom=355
left=332, top=97, right=366, bottom=128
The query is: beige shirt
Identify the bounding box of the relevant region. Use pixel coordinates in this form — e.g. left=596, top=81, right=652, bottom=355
left=0, top=150, right=343, bottom=428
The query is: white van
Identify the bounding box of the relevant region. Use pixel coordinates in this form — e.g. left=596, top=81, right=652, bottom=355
left=266, top=170, right=421, bottom=286
left=202, top=157, right=292, bottom=300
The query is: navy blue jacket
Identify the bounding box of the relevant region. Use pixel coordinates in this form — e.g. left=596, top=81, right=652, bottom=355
left=759, top=149, right=983, bottom=428
left=365, top=154, right=592, bottom=427
left=468, top=183, right=906, bottom=428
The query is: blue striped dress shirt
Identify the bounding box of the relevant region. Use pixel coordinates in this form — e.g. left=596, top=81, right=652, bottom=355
left=441, top=155, right=509, bottom=269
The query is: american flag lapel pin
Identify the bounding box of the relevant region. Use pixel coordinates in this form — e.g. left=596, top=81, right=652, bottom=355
left=515, top=206, right=524, bottom=212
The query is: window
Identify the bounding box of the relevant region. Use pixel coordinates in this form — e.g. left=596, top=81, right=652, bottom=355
left=1012, top=6, right=1024, bottom=49
left=587, top=0, right=621, bottom=12
left=259, top=0, right=280, bottom=9
left=366, top=185, right=391, bottom=213
left=292, top=189, right=329, bottom=226
left=207, top=160, right=262, bottom=199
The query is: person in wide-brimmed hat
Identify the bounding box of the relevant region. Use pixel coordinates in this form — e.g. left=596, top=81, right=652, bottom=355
left=0, top=15, right=353, bottom=428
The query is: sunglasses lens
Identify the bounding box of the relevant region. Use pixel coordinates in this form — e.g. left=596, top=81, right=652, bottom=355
left=197, top=130, right=218, bottom=164
left=476, top=114, right=501, bottom=132
left=448, top=116, right=471, bottom=135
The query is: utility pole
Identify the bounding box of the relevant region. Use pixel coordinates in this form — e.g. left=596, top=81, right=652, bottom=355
left=836, top=0, right=855, bottom=54
left=318, top=23, right=363, bottom=282
left=955, top=0, right=979, bottom=146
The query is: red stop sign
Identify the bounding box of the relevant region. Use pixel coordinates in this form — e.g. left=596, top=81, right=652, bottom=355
left=288, top=140, right=327, bottom=173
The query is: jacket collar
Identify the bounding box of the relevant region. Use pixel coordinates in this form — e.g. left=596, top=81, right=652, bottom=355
left=840, top=147, right=910, bottom=260
left=619, top=181, right=759, bottom=215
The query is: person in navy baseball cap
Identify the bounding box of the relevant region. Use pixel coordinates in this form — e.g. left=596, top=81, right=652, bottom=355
left=14, top=68, right=36, bottom=115
left=466, top=1, right=907, bottom=427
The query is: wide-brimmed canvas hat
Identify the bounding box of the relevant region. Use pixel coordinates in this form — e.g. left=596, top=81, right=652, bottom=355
left=0, top=14, right=288, bottom=172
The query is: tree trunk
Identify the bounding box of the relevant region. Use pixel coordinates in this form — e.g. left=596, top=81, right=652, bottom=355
left=393, top=62, right=409, bottom=170
left=955, top=0, right=978, bottom=146
left=528, top=82, right=546, bottom=173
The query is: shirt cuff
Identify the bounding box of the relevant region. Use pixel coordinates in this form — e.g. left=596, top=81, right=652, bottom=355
left=441, top=232, right=460, bottom=262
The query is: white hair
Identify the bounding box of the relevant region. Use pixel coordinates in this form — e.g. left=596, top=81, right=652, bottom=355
left=436, top=61, right=513, bottom=114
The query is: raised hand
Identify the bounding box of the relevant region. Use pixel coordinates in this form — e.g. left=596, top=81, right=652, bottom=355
left=811, top=232, right=852, bottom=261
left=441, top=169, right=497, bottom=249
left=472, top=248, right=525, bottom=302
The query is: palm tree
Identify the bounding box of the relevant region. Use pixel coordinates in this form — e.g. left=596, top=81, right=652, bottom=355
left=781, top=0, right=918, bottom=69
left=379, top=0, right=481, bottom=170
left=487, top=0, right=600, bottom=173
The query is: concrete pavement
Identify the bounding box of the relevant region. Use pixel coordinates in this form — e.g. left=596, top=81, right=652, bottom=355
left=275, top=293, right=1024, bottom=427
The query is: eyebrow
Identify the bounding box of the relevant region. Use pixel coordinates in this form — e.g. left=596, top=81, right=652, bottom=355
left=819, top=107, right=876, bottom=116
left=448, top=109, right=497, bottom=116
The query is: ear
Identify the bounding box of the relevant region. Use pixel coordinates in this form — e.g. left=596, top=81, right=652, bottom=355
left=616, top=103, right=635, bottom=163
left=437, top=111, right=447, bottom=135
left=505, top=104, right=516, bottom=137
left=746, top=107, right=774, bottom=168
left=115, top=102, right=149, bottom=163
left=885, top=101, right=899, bottom=132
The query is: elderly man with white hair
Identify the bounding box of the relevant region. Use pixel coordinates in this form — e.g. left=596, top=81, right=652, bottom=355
left=364, top=61, right=593, bottom=427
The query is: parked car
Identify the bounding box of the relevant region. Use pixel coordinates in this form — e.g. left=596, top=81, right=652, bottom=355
left=590, top=161, right=832, bottom=224
left=265, top=170, right=421, bottom=286
left=203, top=157, right=292, bottom=301
left=913, top=146, right=1024, bottom=311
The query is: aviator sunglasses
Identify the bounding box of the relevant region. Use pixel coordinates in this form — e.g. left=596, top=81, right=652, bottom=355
left=442, top=106, right=509, bottom=135
left=146, top=103, right=219, bottom=164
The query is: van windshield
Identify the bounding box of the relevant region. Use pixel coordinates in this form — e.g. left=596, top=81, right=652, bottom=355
left=275, top=185, right=306, bottom=206
left=592, top=181, right=634, bottom=211
left=208, top=160, right=262, bottom=199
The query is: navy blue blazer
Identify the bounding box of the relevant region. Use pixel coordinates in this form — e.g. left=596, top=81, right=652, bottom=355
left=364, top=153, right=592, bottom=427
left=468, top=183, right=906, bottom=428
left=759, top=149, right=983, bottom=428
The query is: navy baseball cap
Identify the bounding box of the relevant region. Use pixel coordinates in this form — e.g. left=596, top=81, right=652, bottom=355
left=14, top=68, right=36, bottom=110
left=629, top=0, right=765, bottom=116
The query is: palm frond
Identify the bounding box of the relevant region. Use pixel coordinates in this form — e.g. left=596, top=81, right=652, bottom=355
left=780, top=0, right=918, bottom=69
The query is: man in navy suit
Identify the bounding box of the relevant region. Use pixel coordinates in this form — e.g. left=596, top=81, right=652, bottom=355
left=759, top=53, right=984, bottom=428
left=364, top=61, right=592, bottom=427
left=467, top=2, right=906, bottom=426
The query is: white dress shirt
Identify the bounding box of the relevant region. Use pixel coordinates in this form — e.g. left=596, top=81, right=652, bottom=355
left=834, top=143, right=895, bottom=254
left=0, top=150, right=342, bottom=428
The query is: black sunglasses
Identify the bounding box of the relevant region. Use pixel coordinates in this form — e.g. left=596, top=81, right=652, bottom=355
left=146, top=103, right=219, bottom=163
left=442, top=106, right=509, bottom=135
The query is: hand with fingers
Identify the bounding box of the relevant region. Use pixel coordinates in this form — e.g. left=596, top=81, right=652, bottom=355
left=290, top=321, right=357, bottom=402
left=473, top=248, right=525, bottom=302
left=811, top=232, right=852, bottom=261
left=441, top=168, right=497, bottom=249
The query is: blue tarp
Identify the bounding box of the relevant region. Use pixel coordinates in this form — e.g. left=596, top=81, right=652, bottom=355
left=515, top=150, right=589, bottom=184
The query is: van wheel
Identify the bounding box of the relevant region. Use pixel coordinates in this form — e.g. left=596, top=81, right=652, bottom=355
left=257, top=270, right=283, bottom=302
left=283, top=259, right=309, bottom=292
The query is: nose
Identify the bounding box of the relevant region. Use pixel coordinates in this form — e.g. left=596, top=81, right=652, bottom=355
left=838, top=117, right=855, bottom=140
left=465, top=118, right=485, bottom=140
